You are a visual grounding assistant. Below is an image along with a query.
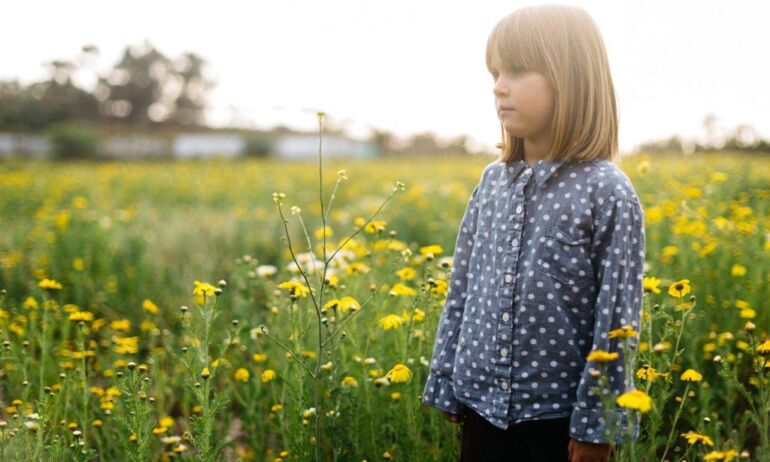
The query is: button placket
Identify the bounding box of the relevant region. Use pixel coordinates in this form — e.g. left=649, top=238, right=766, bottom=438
left=494, top=166, right=532, bottom=420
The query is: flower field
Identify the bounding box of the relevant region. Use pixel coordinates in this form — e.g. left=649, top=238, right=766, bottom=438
left=0, top=142, right=768, bottom=461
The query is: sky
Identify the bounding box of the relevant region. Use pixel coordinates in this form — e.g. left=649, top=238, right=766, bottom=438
left=3, top=0, right=769, bottom=154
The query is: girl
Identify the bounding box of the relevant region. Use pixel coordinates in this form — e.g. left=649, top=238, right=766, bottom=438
left=422, top=4, right=646, bottom=462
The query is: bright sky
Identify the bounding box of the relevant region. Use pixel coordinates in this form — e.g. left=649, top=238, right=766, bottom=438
left=4, top=0, right=769, bottom=153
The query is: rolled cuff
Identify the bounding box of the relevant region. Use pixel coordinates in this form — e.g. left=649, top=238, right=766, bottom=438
left=421, top=373, right=464, bottom=415
left=569, top=407, right=640, bottom=445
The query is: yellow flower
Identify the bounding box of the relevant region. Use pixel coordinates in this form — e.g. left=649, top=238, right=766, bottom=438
left=388, top=283, right=416, bottom=296
left=110, top=319, right=131, bottom=332
left=390, top=392, right=401, bottom=400
left=704, top=449, right=739, bottom=461
left=378, top=314, right=404, bottom=331
left=616, top=389, right=652, bottom=413
left=586, top=350, right=619, bottom=363
left=38, top=278, right=63, bottom=290
left=234, top=368, right=250, bottom=383
left=755, top=340, right=770, bottom=356
left=739, top=308, right=756, bottom=319
left=419, top=244, right=443, bottom=257
left=608, top=325, right=638, bottom=339
left=429, top=279, right=448, bottom=297
left=680, top=430, right=714, bottom=446
left=643, top=276, right=662, bottom=294
left=159, top=416, right=174, bottom=428
left=142, top=299, right=160, bottom=315
left=193, top=280, right=217, bottom=304
left=322, top=296, right=360, bottom=314
left=277, top=281, right=310, bottom=299
left=23, top=297, right=39, bottom=309
left=314, top=226, right=333, bottom=239
left=730, top=264, right=747, bottom=277
left=363, top=220, right=387, bottom=234
left=395, top=267, right=416, bottom=281
left=341, top=376, right=358, bottom=387
left=386, top=364, right=412, bottom=383
left=201, top=367, right=210, bottom=379
left=69, top=311, right=94, bottom=322
left=252, top=353, right=268, bottom=363
left=668, top=279, right=691, bottom=298
left=636, top=366, right=669, bottom=382
left=152, top=426, right=167, bottom=435
left=680, top=369, right=703, bottom=382
left=345, top=262, right=371, bottom=275
left=261, top=369, right=277, bottom=383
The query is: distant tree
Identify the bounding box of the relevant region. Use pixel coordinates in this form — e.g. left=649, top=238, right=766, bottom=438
left=369, top=128, right=395, bottom=156
left=636, top=135, right=685, bottom=154
left=95, top=40, right=214, bottom=127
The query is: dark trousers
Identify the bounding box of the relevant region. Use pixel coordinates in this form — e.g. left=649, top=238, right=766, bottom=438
left=459, top=408, right=571, bottom=461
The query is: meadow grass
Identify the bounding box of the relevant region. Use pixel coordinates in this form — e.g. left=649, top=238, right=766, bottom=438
left=0, top=139, right=768, bottom=461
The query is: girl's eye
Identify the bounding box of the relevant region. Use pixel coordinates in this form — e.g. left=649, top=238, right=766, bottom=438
left=510, top=65, right=526, bottom=75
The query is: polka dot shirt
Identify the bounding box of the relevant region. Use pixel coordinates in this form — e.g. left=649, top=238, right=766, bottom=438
left=421, top=158, right=645, bottom=445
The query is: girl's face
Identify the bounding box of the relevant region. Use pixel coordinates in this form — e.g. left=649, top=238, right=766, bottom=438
left=490, top=46, right=555, bottom=143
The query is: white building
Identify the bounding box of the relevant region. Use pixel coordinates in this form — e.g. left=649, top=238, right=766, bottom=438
left=172, top=133, right=245, bottom=159
left=273, top=134, right=377, bottom=160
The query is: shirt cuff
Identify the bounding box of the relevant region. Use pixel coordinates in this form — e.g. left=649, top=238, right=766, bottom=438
left=569, top=407, right=640, bottom=445
left=421, top=373, right=464, bottom=415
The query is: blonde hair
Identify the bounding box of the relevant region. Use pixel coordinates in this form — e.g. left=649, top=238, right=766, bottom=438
left=487, top=4, right=618, bottom=165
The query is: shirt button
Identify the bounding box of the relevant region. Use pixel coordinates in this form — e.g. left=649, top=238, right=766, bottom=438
left=501, top=348, right=508, bottom=357
left=504, top=274, right=512, bottom=283
left=511, top=238, right=518, bottom=247
left=501, top=380, right=509, bottom=389
left=515, top=205, right=523, bottom=213
left=502, top=312, right=510, bottom=322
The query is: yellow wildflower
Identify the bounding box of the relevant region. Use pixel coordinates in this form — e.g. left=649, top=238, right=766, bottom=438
left=755, top=340, right=770, bottom=356
left=643, top=276, right=661, bottom=294
left=193, top=280, right=217, bottom=304
left=680, top=430, right=714, bottom=446
left=586, top=350, right=619, bottom=363
left=234, top=368, right=250, bottom=383
left=388, top=283, right=416, bottom=296
left=378, top=314, right=404, bottom=331
left=386, top=364, right=412, bottom=383
left=142, top=299, right=160, bottom=315
left=38, top=278, right=63, bottom=290
left=608, top=325, right=638, bottom=339
left=616, top=389, right=652, bottom=413
left=680, top=369, right=703, bottom=382
left=277, top=281, right=310, bottom=299
left=261, top=369, right=277, bottom=383
left=668, top=279, right=691, bottom=298
left=69, top=311, right=94, bottom=322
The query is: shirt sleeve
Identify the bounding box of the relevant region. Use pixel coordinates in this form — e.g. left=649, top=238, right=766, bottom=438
left=569, top=195, right=646, bottom=445
left=421, top=183, right=481, bottom=415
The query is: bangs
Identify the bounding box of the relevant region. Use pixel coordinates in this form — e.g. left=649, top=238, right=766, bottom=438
left=486, top=13, right=548, bottom=75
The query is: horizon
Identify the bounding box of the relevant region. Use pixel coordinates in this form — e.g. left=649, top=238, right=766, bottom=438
left=3, top=0, right=768, bottom=154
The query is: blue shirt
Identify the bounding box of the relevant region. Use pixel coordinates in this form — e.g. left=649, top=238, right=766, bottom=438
left=421, top=158, right=645, bottom=445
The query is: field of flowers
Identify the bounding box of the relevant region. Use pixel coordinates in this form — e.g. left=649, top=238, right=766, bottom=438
left=0, top=126, right=769, bottom=461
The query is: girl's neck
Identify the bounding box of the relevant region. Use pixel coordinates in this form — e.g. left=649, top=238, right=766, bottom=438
left=522, top=135, right=553, bottom=165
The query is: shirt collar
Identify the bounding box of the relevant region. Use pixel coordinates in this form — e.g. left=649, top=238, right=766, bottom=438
left=504, top=159, right=567, bottom=188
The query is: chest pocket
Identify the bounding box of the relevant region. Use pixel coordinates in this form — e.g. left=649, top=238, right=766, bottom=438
left=542, top=224, right=594, bottom=287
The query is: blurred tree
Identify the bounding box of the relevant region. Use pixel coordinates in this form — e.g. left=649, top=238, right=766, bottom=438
left=97, top=40, right=214, bottom=126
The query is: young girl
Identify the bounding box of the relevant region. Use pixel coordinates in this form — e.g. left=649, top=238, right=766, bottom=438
left=422, top=4, right=645, bottom=462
